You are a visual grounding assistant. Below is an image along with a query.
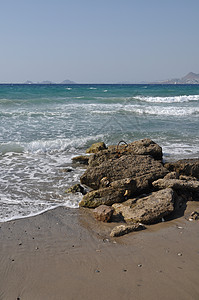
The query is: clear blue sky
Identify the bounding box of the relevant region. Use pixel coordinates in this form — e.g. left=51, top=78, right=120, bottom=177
left=1, top=0, right=199, bottom=83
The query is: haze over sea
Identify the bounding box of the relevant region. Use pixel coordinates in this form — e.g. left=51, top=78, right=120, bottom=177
left=0, top=84, right=199, bottom=222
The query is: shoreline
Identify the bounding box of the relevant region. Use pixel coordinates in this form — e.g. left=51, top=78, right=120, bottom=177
left=0, top=201, right=199, bottom=300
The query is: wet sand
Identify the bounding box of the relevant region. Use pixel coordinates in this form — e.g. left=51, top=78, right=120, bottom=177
left=0, top=202, right=199, bottom=300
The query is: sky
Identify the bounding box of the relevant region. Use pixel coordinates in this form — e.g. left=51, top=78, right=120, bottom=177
left=0, top=0, right=199, bottom=83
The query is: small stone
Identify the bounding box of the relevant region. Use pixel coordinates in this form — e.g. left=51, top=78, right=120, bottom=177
left=137, top=264, right=142, bottom=267
left=94, top=205, right=114, bottom=222
left=110, top=223, right=146, bottom=237
left=189, top=211, right=199, bottom=221
left=178, top=253, right=182, bottom=256
left=95, top=270, right=100, bottom=273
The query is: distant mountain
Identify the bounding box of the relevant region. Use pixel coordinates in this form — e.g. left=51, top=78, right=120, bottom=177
left=23, top=79, right=76, bottom=84
left=24, top=80, right=34, bottom=84
left=61, top=79, right=76, bottom=84
left=39, top=80, right=55, bottom=84
left=156, top=72, right=199, bottom=84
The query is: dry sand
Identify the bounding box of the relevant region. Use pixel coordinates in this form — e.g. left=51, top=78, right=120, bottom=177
left=0, top=201, right=199, bottom=300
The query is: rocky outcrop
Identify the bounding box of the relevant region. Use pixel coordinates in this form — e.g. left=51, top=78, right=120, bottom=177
left=65, top=184, right=88, bottom=195
left=110, top=223, right=146, bottom=237
left=152, top=178, right=199, bottom=191
left=86, top=142, right=107, bottom=153
left=72, top=155, right=90, bottom=165
left=81, top=155, right=168, bottom=192
left=72, top=139, right=199, bottom=237
left=165, top=159, right=199, bottom=179
left=93, top=205, right=114, bottom=222
left=79, top=186, right=126, bottom=208
left=112, top=188, right=174, bottom=224
left=89, top=138, right=162, bottom=167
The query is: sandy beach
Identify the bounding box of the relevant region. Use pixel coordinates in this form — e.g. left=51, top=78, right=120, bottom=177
left=0, top=200, right=199, bottom=300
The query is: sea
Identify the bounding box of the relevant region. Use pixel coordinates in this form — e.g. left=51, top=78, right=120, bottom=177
left=0, top=84, right=199, bottom=222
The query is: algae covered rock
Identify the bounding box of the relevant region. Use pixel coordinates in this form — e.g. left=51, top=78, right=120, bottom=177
left=65, top=184, right=87, bottom=195
left=86, top=142, right=107, bottom=154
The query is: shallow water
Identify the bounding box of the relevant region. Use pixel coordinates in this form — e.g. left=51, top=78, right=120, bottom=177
left=0, top=84, right=199, bottom=221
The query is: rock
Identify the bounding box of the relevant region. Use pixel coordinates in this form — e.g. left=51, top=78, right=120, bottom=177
left=152, top=178, right=199, bottom=192
left=110, top=223, right=146, bottom=237
left=189, top=211, right=199, bottom=221
left=164, top=172, right=179, bottom=180
left=72, top=155, right=90, bottom=165
left=112, top=188, right=174, bottom=224
left=86, top=142, right=107, bottom=154
left=89, top=138, right=162, bottom=167
left=93, top=205, right=114, bottom=222
left=81, top=155, right=168, bottom=192
left=80, top=177, right=138, bottom=208
left=79, top=186, right=126, bottom=208
left=65, top=184, right=87, bottom=195
left=164, top=159, right=199, bottom=179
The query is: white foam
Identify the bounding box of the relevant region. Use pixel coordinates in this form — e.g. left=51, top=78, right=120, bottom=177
left=122, top=105, right=199, bottom=116
left=135, top=95, right=199, bottom=103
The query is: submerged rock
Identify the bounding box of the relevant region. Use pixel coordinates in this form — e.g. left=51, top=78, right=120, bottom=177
left=86, top=142, right=107, bottom=154
left=110, top=223, right=146, bottom=237
left=93, top=205, right=114, bottom=222
left=112, top=188, right=174, bottom=224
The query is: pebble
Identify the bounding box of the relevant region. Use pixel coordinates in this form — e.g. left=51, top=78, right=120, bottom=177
left=178, top=253, right=182, bottom=256
left=95, top=270, right=100, bottom=273
left=137, top=264, right=142, bottom=267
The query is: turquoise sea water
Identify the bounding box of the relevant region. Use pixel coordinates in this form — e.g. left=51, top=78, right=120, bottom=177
left=0, top=84, right=199, bottom=221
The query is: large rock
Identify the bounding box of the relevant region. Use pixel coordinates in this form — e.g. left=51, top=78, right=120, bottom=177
left=81, top=155, right=168, bottom=193
left=110, top=223, right=146, bottom=237
left=152, top=178, right=199, bottom=191
left=89, top=138, right=162, bottom=167
left=112, top=188, right=174, bottom=224
left=165, top=159, right=199, bottom=179
left=86, top=142, right=107, bottom=154
left=79, top=178, right=137, bottom=208
left=79, top=186, right=126, bottom=208
left=93, top=205, right=114, bottom=222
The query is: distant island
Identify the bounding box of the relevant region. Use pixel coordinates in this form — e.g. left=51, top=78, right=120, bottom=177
left=24, top=79, right=77, bottom=84
left=154, top=72, right=199, bottom=84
